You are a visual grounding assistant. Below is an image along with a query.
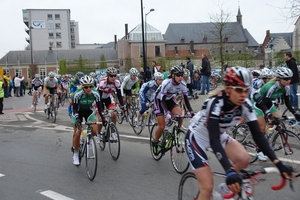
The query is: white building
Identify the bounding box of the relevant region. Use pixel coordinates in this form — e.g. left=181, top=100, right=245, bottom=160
left=22, top=9, right=79, bottom=50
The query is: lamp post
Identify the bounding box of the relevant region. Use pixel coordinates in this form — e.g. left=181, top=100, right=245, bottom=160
left=29, top=26, right=34, bottom=76
left=140, top=0, right=147, bottom=82
left=145, top=8, right=155, bottom=58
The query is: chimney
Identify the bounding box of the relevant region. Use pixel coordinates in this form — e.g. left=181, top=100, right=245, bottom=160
left=125, top=24, right=128, bottom=40
left=266, top=30, right=270, bottom=37
left=189, top=40, right=194, bottom=53
left=114, top=35, right=117, bottom=50
left=180, top=35, right=185, bottom=43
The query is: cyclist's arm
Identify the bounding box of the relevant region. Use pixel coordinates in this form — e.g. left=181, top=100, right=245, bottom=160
left=120, top=76, right=129, bottom=97
left=247, top=120, right=278, bottom=161
left=95, top=99, right=105, bottom=121
left=133, top=82, right=139, bottom=94
left=259, top=96, right=274, bottom=115
left=284, top=95, right=296, bottom=113
left=116, top=89, right=124, bottom=106
left=183, top=93, right=193, bottom=113
left=142, top=83, right=150, bottom=102
left=73, top=102, right=79, bottom=118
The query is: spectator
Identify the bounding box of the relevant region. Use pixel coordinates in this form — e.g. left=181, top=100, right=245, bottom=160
left=285, top=52, right=299, bottom=108
left=223, top=61, right=229, bottom=72
left=20, top=79, right=26, bottom=97
left=0, top=77, right=4, bottom=114
left=200, top=54, right=211, bottom=95
left=193, top=69, right=201, bottom=91
left=3, top=72, right=10, bottom=98
left=163, top=70, right=168, bottom=80
left=9, top=78, right=13, bottom=97
left=152, top=61, right=161, bottom=74
left=145, top=66, right=152, bottom=82
left=14, top=75, right=24, bottom=97
left=186, top=57, right=194, bottom=84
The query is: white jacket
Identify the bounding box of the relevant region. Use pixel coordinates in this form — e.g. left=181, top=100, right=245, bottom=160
left=14, top=77, right=24, bottom=87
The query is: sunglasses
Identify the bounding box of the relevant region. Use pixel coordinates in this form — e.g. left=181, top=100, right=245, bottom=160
left=109, top=75, right=116, bottom=77
left=175, top=74, right=184, bottom=77
left=83, top=86, right=94, bottom=89
left=281, top=78, right=291, bottom=81
left=230, top=86, right=250, bottom=93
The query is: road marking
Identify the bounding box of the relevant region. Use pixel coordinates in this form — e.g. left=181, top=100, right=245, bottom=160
left=0, top=173, right=5, bottom=177
left=40, top=190, right=74, bottom=200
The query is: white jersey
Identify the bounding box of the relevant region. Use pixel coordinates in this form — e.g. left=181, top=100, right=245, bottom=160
left=157, top=78, right=188, bottom=100
left=189, top=92, right=257, bottom=143
left=250, top=78, right=264, bottom=99
left=139, top=80, right=159, bottom=102
left=98, top=77, right=121, bottom=99
left=31, top=78, right=43, bottom=88
left=44, top=77, right=58, bottom=88
left=120, top=75, right=138, bottom=96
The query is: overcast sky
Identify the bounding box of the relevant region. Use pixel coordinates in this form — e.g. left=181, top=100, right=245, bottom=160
left=0, top=0, right=297, bottom=58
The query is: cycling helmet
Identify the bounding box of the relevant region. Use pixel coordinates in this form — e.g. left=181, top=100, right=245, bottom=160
left=49, top=72, right=55, bottom=78
left=129, top=67, right=139, bottom=75
left=56, top=74, right=61, bottom=79
left=106, top=67, right=118, bottom=75
left=171, top=66, right=184, bottom=75
left=75, top=71, right=84, bottom=78
left=276, top=67, right=293, bottom=78
left=35, top=74, right=40, bottom=78
left=80, top=75, right=94, bottom=85
left=223, top=66, right=252, bottom=87
left=89, top=72, right=96, bottom=77
left=153, top=72, right=164, bottom=80
left=261, top=68, right=273, bottom=79
left=252, top=70, right=261, bottom=77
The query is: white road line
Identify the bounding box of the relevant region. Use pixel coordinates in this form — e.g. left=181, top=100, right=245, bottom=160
left=40, top=190, right=74, bottom=200
left=0, top=173, right=5, bottom=177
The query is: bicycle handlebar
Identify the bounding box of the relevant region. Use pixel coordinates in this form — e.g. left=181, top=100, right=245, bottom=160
left=223, top=167, right=286, bottom=199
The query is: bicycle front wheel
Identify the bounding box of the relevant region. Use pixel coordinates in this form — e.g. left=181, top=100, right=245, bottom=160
left=117, top=108, right=124, bottom=124
left=178, top=172, right=199, bottom=200
left=60, top=93, right=66, bottom=107
left=149, top=123, right=163, bottom=161
left=108, top=123, right=120, bottom=160
left=132, top=109, right=144, bottom=135
left=85, top=135, right=98, bottom=181
left=147, top=110, right=156, bottom=134
left=170, top=128, right=190, bottom=174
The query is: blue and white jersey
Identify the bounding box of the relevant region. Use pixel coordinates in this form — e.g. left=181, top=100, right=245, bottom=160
left=250, top=78, right=264, bottom=99
left=157, top=78, right=188, bottom=100
left=139, top=80, right=159, bottom=102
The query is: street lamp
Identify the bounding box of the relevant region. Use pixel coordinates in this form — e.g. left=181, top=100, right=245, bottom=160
left=29, top=26, right=33, bottom=66
left=140, top=0, right=147, bottom=82
left=145, top=8, right=155, bottom=58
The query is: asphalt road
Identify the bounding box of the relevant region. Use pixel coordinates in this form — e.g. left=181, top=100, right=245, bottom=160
left=0, top=94, right=299, bottom=200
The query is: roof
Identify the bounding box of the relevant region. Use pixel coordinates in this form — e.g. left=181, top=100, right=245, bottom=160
left=244, top=29, right=259, bottom=47
left=267, top=32, right=293, bottom=48
left=0, top=49, right=118, bottom=65
left=126, top=23, right=164, bottom=41
left=163, top=22, right=258, bottom=45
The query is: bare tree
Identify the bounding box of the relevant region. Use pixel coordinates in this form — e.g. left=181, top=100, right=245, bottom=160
left=277, top=0, right=300, bottom=19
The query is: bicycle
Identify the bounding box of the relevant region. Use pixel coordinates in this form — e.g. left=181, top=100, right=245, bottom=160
left=97, top=109, right=121, bottom=161
left=32, top=90, right=39, bottom=112
left=178, top=166, right=299, bottom=200
left=45, top=93, right=59, bottom=123
left=76, top=121, right=102, bottom=181
left=131, top=102, right=156, bottom=135
left=149, top=114, right=192, bottom=174
left=59, top=89, right=68, bottom=107
left=232, top=118, right=300, bottom=172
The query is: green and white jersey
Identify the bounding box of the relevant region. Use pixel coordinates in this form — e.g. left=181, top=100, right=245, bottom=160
left=73, top=88, right=101, bottom=111
left=254, top=81, right=290, bottom=102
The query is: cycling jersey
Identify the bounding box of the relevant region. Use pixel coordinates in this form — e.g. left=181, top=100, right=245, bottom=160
left=139, top=80, right=159, bottom=103
left=98, top=77, right=124, bottom=108
left=186, top=92, right=277, bottom=171
left=31, top=78, right=43, bottom=90
left=60, top=80, right=70, bottom=90
left=120, top=75, right=139, bottom=96
left=44, top=77, right=58, bottom=88
left=69, top=78, right=81, bottom=94
left=249, top=78, right=264, bottom=99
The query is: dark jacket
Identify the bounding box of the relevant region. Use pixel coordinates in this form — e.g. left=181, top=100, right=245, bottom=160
left=186, top=61, right=194, bottom=80
left=286, top=57, right=299, bottom=84
left=200, top=57, right=211, bottom=76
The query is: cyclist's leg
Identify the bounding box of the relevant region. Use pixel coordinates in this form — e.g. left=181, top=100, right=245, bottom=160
left=68, top=93, right=73, bottom=116
left=137, top=99, right=147, bottom=121
left=31, top=89, right=36, bottom=105
left=171, top=105, right=183, bottom=128
left=38, top=87, right=42, bottom=99
left=107, top=96, right=117, bottom=124
left=44, top=88, right=50, bottom=109
left=71, top=114, right=82, bottom=165
left=86, top=111, right=98, bottom=136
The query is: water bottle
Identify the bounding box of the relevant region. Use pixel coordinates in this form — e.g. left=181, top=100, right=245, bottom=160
left=144, top=111, right=149, bottom=119
left=80, top=131, right=86, bottom=145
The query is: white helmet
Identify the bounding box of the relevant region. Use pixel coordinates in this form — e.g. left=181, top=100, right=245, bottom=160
left=35, top=74, right=40, bottom=78
left=49, top=72, right=55, bottom=78
left=106, top=67, right=118, bottom=75
left=89, top=72, right=96, bottom=77
left=80, top=75, right=94, bottom=85
left=252, top=70, right=261, bottom=77
left=153, top=72, right=164, bottom=80
left=261, top=68, right=273, bottom=79
left=223, top=66, right=252, bottom=87
left=276, top=67, right=293, bottom=78
left=129, top=67, right=139, bottom=75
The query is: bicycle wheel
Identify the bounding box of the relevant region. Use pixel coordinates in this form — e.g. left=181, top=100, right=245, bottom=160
left=149, top=123, right=163, bottom=161
left=232, top=123, right=250, bottom=143
left=127, top=104, right=134, bottom=126
left=147, top=110, right=156, bottom=134
left=271, top=130, right=300, bottom=172
left=60, top=93, right=66, bottom=107
left=178, top=172, right=199, bottom=200
left=85, top=135, right=98, bottom=181
left=108, top=123, right=120, bottom=160
left=117, top=108, right=124, bottom=124
left=98, top=132, right=106, bottom=151
left=52, top=104, right=58, bottom=123
left=170, top=128, right=190, bottom=174
left=132, top=109, right=144, bottom=135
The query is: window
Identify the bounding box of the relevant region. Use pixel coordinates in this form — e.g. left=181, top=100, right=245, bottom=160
left=155, top=46, right=160, bottom=57
left=48, top=33, right=54, bottom=39
left=55, top=14, right=60, bottom=20
left=3, top=68, right=9, bottom=76
left=70, top=27, right=74, bottom=33
left=56, top=42, right=62, bottom=48
left=40, top=68, right=46, bottom=80
left=56, top=32, right=61, bottom=39
left=71, top=35, right=75, bottom=40
left=15, top=68, right=22, bottom=76
left=55, top=23, right=61, bottom=29
left=48, top=23, right=54, bottom=30
left=49, top=42, right=54, bottom=48
left=47, top=14, right=53, bottom=20
left=71, top=42, right=75, bottom=48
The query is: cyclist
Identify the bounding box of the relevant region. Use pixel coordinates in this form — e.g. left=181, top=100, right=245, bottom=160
left=134, top=72, right=164, bottom=126
left=249, top=67, right=273, bottom=99
left=30, top=74, right=43, bottom=108
left=152, top=66, right=194, bottom=155
left=90, top=72, right=98, bottom=88
left=185, top=66, right=295, bottom=200
left=251, top=66, right=300, bottom=160
left=97, top=67, right=124, bottom=140
left=43, top=72, right=58, bottom=111
left=68, top=72, right=84, bottom=116
left=71, top=75, right=106, bottom=166
left=120, top=67, right=139, bottom=105
left=59, top=75, right=70, bottom=99
left=251, top=69, right=261, bottom=78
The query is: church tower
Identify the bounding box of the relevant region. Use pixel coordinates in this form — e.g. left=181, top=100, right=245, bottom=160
left=237, top=6, right=242, bottom=25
